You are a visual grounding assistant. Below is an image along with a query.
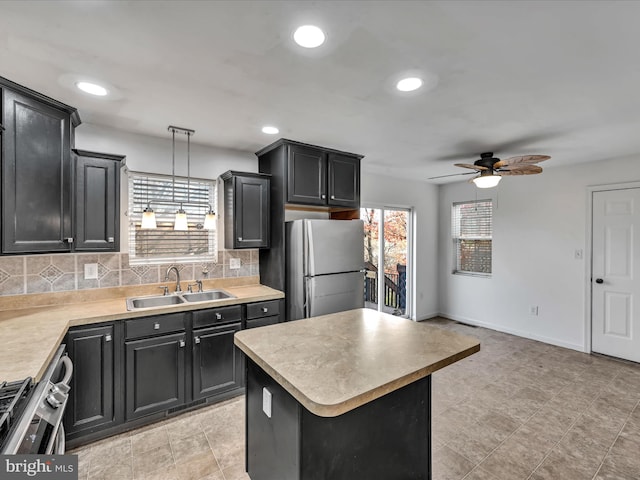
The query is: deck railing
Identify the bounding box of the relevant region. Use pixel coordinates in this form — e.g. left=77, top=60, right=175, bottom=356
left=364, top=263, right=406, bottom=311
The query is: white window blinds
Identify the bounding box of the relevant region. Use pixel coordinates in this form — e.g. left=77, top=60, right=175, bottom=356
left=128, top=172, right=217, bottom=264
left=452, top=200, right=492, bottom=275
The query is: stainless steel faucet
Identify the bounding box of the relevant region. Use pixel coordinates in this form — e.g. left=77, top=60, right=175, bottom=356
left=165, top=266, right=181, bottom=292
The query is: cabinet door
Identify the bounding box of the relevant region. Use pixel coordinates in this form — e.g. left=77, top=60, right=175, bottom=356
left=193, top=322, right=243, bottom=400
left=125, top=333, right=186, bottom=420
left=287, top=145, right=326, bottom=205
left=75, top=154, right=119, bottom=251
left=2, top=88, right=72, bottom=253
left=64, top=325, right=115, bottom=435
left=234, top=175, right=270, bottom=249
left=327, top=153, right=360, bottom=208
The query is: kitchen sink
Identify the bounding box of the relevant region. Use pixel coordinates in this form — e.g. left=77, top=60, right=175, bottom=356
left=126, top=289, right=236, bottom=310
left=181, top=290, right=235, bottom=302
left=126, top=294, right=186, bottom=310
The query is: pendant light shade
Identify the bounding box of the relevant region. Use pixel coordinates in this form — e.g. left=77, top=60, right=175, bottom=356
left=203, top=206, right=216, bottom=230
left=174, top=207, right=188, bottom=231
left=473, top=173, right=501, bottom=189
left=141, top=205, right=157, bottom=229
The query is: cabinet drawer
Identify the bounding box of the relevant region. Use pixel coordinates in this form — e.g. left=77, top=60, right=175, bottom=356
left=246, top=316, right=279, bottom=329
left=125, top=313, right=185, bottom=340
left=246, top=300, right=280, bottom=320
left=193, top=305, right=242, bottom=329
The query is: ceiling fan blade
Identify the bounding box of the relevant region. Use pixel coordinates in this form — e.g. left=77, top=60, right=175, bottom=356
left=454, top=163, right=488, bottom=171
left=497, top=165, right=543, bottom=176
left=494, top=155, right=550, bottom=168
left=428, top=171, right=477, bottom=180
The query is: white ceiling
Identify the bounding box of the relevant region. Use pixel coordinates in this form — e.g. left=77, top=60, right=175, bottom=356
left=2, top=0, right=640, bottom=183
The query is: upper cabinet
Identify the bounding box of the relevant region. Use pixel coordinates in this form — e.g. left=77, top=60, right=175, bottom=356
left=1, top=77, right=80, bottom=253
left=259, top=139, right=362, bottom=210
left=0, top=76, right=123, bottom=255
left=221, top=171, right=271, bottom=249
left=74, top=150, right=123, bottom=252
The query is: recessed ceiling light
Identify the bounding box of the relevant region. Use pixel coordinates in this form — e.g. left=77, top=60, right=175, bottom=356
left=262, top=126, right=280, bottom=135
left=75, top=81, right=108, bottom=96
left=396, top=77, right=423, bottom=92
left=293, top=25, right=325, bottom=48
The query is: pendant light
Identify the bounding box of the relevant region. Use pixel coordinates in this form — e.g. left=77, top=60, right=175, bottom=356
left=174, top=205, right=188, bottom=230
left=203, top=205, right=216, bottom=230
left=141, top=203, right=157, bottom=229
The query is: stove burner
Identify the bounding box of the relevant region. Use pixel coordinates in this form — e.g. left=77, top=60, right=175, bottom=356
left=0, top=378, right=32, bottom=446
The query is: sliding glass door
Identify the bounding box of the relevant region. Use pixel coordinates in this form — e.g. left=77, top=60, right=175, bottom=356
left=362, top=207, right=412, bottom=318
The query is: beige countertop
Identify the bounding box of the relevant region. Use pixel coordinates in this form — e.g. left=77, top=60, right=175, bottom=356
left=235, top=308, right=480, bottom=417
left=0, top=276, right=283, bottom=383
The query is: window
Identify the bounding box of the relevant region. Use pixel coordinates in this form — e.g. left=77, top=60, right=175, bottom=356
left=128, top=172, right=217, bottom=264
left=452, top=200, right=492, bottom=275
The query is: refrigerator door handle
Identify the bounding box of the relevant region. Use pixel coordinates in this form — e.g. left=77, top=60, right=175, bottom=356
left=304, top=277, right=311, bottom=318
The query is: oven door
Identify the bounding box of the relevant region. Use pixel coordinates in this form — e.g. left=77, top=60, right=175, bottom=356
left=2, top=347, right=73, bottom=455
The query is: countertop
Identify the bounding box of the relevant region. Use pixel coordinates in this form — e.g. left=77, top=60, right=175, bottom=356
left=0, top=276, right=283, bottom=383
left=234, top=308, right=480, bottom=417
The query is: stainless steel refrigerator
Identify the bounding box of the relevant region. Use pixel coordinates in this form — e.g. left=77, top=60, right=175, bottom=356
left=286, top=219, right=365, bottom=321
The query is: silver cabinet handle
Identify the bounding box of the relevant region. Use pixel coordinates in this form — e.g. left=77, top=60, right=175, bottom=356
left=331, top=195, right=335, bottom=200
left=154, top=322, right=160, bottom=330
left=105, top=334, right=112, bottom=342
left=238, top=237, right=243, bottom=241
left=108, top=237, right=115, bottom=242
left=194, top=336, right=201, bottom=344
left=215, top=313, right=222, bottom=320
left=321, top=194, right=326, bottom=199
left=179, top=339, right=185, bottom=348
left=262, top=307, right=268, bottom=313
left=65, top=237, right=74, bottom=243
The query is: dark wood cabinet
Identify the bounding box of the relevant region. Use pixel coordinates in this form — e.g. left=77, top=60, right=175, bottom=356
left=246, top=299, right=282, bottom=329
left=221, top=170, right=270, bottom=249
left=287, top=145, right=326, bottom=205
left=1, top=78, right=80, bottom=253
left=257, top=139, right=362, bottom=210
left=64, top=324, right=117, bottom=437
left=74, top=150, right=122, bottom=252
left=193, top=322, right=243, bottom=400
left=327, top=153, right=360, bottom=208
left=125, top=332, right=186, bottom=421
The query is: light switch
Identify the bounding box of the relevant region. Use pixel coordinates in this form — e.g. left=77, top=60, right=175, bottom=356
left=84, top=263, right=98, bottom=280
left=262, top=387, right=272, bottom=418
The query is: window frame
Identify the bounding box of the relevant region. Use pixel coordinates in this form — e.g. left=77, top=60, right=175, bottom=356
left=451, top=199, right=493, bottom=277
left=127, top=171, right=218, bottom=265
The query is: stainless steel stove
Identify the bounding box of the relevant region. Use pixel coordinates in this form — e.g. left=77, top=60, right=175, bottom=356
left=0, top=346, right=73, bottom=454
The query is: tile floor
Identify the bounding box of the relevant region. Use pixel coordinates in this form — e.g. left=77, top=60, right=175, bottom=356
left=70, top=317, right=640, bottom=480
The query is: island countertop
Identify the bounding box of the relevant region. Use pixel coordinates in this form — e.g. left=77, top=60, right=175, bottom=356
left=234, top=308, right=480, bottom=417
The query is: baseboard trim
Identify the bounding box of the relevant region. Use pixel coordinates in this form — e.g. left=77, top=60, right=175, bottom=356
left=437, top=312, right=585, bottom=352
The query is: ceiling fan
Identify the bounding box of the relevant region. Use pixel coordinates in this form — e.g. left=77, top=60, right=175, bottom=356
left=429, top=152, right=551, bottom=188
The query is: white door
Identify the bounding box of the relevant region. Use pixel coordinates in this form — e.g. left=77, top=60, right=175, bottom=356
left=592, top=188, right=640, bottom=362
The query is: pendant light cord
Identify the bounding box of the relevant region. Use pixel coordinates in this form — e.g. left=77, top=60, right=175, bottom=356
left=172, top=127, right=176, bottom=203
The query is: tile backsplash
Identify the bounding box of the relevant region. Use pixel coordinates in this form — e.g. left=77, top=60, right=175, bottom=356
left=0, top=250, right=259, bottom=297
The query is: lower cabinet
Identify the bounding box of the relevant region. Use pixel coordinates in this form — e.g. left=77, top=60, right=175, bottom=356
left=64, top=299, right=281, bottom=445
left=193, top=322, right=242, bottom=400
left=125, top=332, right=186, bottom=421
left=64, top=324, right=116, bottom=437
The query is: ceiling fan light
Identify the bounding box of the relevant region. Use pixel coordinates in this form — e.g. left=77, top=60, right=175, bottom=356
left=473, top=174, right=501, bottom=188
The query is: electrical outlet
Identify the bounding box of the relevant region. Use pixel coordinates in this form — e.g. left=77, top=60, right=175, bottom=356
left=84, top=263, right=98, bottom=280
left=529, top=306, right=539, bottom=316
left=262, top=387, right=272, bottom=418
left=229, top=258, right=241, bottom=269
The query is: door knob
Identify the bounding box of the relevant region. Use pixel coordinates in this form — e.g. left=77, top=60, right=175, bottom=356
left=595, top=278, right=604, bottom=284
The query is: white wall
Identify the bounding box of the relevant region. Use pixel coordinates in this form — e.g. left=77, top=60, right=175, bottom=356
left=361, top=172, right=440, bottom=321
left=438, top=156, right=640, bottom=351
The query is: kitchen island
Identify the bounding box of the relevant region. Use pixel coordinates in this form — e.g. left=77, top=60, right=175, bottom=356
left=234, top=308, right=480, bottom=480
